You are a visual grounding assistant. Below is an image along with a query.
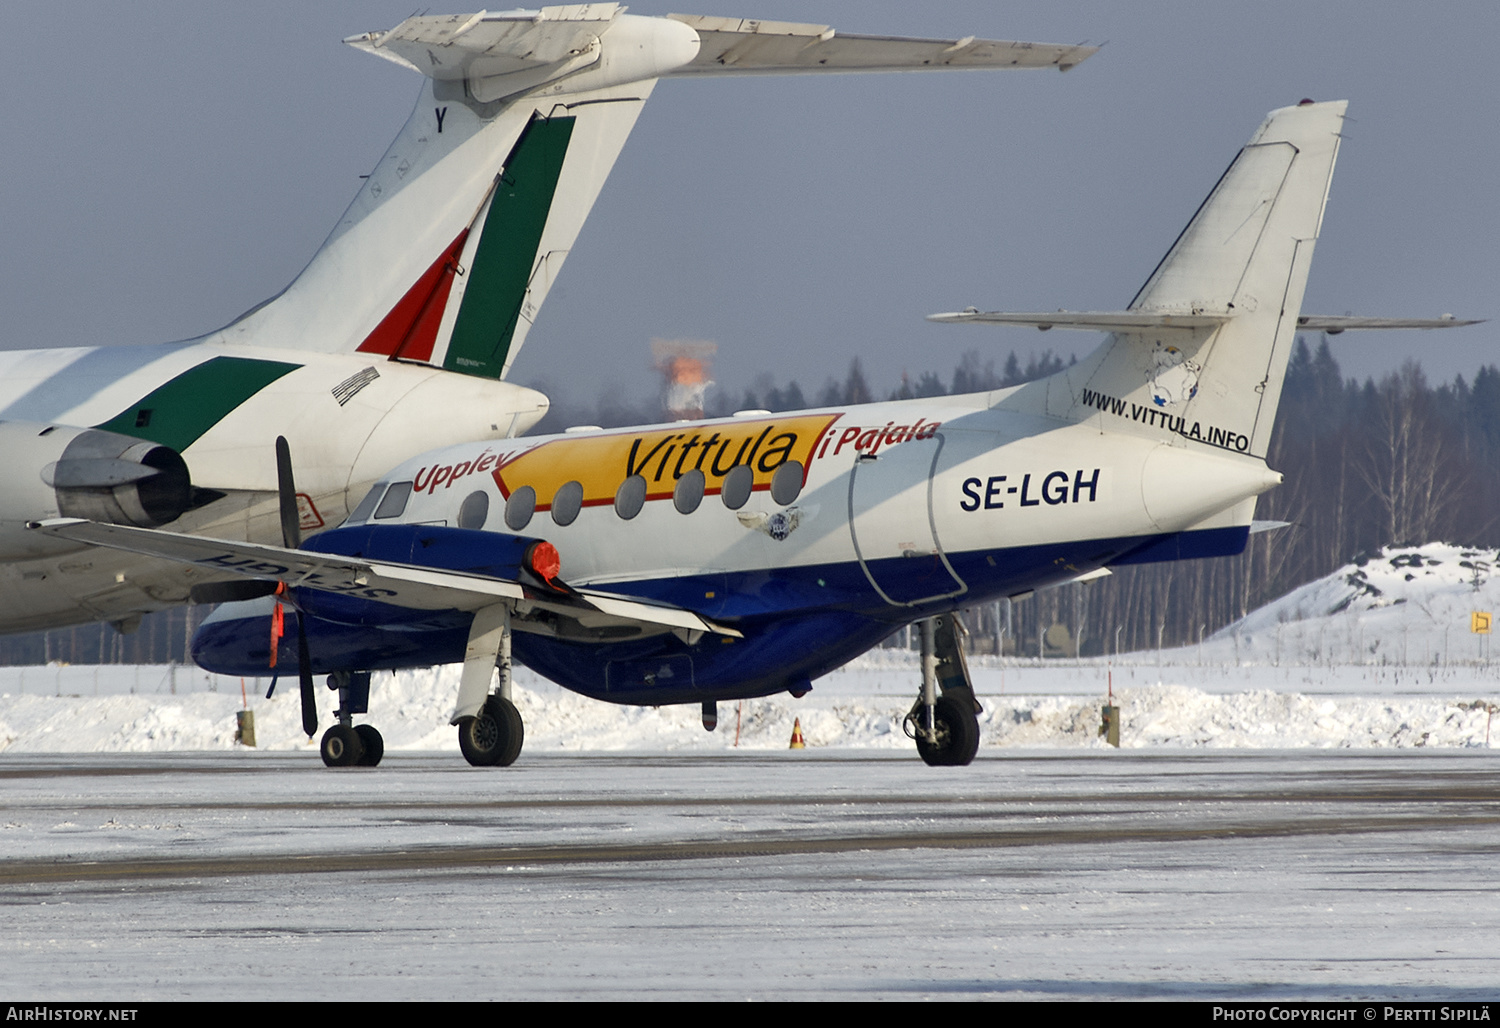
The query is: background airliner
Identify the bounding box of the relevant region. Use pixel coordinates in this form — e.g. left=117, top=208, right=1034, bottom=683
left=0, top=8, right=1095, bottom=637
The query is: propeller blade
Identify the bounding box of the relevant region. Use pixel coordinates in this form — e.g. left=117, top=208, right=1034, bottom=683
left=297, top=613, right=317, bottom=738
left=190, top=580, right=281, bottom=605
left=278, top=439, right=316, bottom=737
left=275, top=435, right=301, bottom=550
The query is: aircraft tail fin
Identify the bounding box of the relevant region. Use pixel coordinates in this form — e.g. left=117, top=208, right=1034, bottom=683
left=213, top=9, right=1101, bottom=382
left=215, top=8, right=693, bottom=380
left=1028, top=100, right=1347, bottom=458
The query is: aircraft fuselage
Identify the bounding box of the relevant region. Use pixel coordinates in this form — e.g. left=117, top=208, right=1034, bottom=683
left=0, top=340, right=547, bottom=633
left=193, top=391, right=1280, bottom=703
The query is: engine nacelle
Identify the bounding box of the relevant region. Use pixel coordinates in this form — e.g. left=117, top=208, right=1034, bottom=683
left=0, top=421, right=193, bottom=561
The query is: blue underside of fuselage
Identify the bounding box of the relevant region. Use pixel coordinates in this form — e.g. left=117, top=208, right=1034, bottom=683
left=192, top=525, right=1247, bottom=705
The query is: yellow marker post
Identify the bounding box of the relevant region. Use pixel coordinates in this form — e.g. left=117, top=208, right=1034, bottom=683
left=1472, top=612, right=1492, bottom=634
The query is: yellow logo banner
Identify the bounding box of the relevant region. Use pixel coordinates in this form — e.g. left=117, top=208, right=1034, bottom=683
left=493, top=414, right=842, bottom=509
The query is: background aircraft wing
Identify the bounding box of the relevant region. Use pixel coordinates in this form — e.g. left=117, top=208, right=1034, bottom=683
left=664, top=14, right=1097, bottom=75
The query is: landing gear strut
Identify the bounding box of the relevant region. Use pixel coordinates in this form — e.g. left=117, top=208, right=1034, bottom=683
left=905, top=614, right=981, bottom=766
left=319, top=671, right=382, bottom=767
left=454, top=604, right=526, bottom=767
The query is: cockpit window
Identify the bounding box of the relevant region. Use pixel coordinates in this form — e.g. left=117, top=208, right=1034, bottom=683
left=344, top=484, right=383, bottom=525
left=374, top=481, right=413, bottom=520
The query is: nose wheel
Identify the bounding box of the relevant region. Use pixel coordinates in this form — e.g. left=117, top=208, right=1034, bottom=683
left=319, top=671, right=383, bottom=767
left=320, top=723, right=383, bottom=766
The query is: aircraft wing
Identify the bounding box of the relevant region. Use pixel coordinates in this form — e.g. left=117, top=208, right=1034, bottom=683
left=665, top=15, right=1097, bottom=75
left=31, top=519, right=738, bottom=638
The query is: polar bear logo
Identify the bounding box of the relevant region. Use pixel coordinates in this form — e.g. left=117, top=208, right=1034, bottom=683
left=1149, top=344, right=1201, bottom=407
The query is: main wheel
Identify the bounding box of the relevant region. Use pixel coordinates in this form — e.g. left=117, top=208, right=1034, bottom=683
left=914, top=690, right=980, bottom=767
left=458, top=696, right=524, bottom=767
left=320, top=724, right=364, bottom=767
left=355, top=724, right=384, bottom=767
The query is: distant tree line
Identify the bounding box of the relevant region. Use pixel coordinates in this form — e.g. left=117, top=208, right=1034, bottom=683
left=4, top=339, right=1496, bottom=666
left=527, top=349, right=1075, bottom=435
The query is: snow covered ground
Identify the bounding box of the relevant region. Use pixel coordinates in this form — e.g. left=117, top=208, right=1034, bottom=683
left=4, top=749, right=1498, bottom=1001
left=5, top=547, right=1500, bottom=1000
left=1, top=544, right=1498, bottom=755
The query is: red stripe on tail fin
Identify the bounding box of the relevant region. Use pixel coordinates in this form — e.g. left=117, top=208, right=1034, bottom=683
left=356, top=229, right=470, bottom=362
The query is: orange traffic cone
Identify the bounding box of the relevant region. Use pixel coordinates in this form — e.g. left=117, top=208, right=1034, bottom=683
left=789, top=718, right=806, bottom=749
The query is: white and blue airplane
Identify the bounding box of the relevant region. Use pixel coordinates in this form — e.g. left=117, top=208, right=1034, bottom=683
left=0, top=8, right=1096, bottom=637
left=35, top=99, right=1480, bottom=767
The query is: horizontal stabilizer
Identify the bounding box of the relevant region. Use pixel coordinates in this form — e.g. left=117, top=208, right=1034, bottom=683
left=30, top=519, right=739, bottom=638
left=930, top=309, right=1484, bottom=337
left=927, top=309, right=1231, bottom=332
left=1295, top=315, right=1485, bottom=334
left=345, top=6, right=624, bottom=80
left=666, top=14, right=1097, bottom=75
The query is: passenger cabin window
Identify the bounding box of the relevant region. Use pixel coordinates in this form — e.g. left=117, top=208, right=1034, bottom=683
left=505, top=485, right=536, bottom=531
left=552, top=481, right=583, bottom=526
left=374, top=481, right=413, bottom=520
left=457, top=490, right=489, bottom=530
left=720, top=464, right=753, bottom=510
left=614, top=475, right=646, bottom=520
left=770, top=461, right=804, bottom=506
left=673, top=469, right=705, bottom=514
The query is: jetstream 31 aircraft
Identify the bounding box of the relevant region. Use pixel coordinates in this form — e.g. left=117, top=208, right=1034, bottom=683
left=39, top=100, right=1478, bottom=768
left=0, top=8, right=1094, bottom=638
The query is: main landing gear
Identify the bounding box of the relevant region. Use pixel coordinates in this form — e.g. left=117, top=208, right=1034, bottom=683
left=458, top=694, right=524, bottom=766
left=453, top=604, right=526, bottom=767
left=320, top=671, right=384, bottom=767
left=904, top=614, right=981, bottom=767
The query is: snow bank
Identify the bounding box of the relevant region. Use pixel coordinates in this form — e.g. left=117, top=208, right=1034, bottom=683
left=2, top=665, right=1496, bottom=754
left=1211, top=542, right=1500, bottom=666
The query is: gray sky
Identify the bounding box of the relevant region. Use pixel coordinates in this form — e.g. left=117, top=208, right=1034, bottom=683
left=1, top=1, right=1494, bottom=409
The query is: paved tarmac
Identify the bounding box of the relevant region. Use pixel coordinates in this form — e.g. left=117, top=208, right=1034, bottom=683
left=3, top=749, right=1499, bottom=1000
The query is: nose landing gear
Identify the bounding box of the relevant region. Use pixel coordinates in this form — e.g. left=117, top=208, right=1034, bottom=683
left=319, top=671, right=383, bottom=767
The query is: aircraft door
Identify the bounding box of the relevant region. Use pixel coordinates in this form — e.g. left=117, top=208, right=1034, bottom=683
left=847, top=433, right=967, bottom=606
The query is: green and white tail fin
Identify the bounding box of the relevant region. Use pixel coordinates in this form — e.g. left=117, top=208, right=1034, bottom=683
left=208, top=8, right=1097, bottom=381
left=214, top=7, right=691, bottom=379
left=939, top=100, right=1347, bottom=459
